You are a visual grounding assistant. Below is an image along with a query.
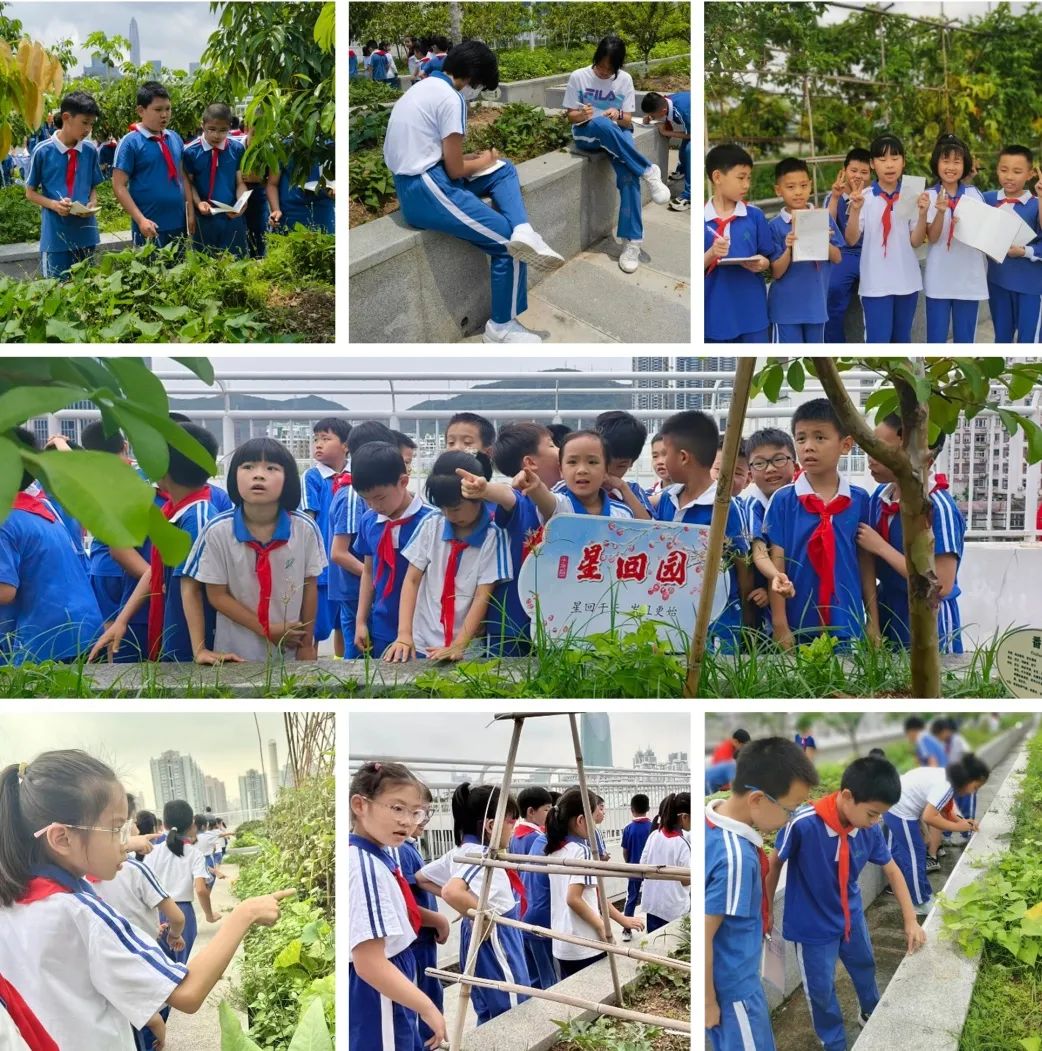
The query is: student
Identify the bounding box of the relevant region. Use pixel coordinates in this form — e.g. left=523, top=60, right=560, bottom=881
left=0, top=428, right=103, bottom=665
left=764, top=756, right=926, bottom=1051
left=183, top=436, right=327, bottom=662
left=405, top=38, right=425, bottom=83
left=793, top=719, right=817, bottom=759
left=182, top=103, right=249, bottom=257
left=564, top=36, right=670, bottom=274
left=768, top=158, right=844, bottom=342
left=267, top=144, right=335, bottom=235
left=350, top=761, right=447, bottom=1050
left=711, top=728, right=750, bottom=764
left=302, top=417, right=352, bottom=653
left=24, top=90, right=103, bottom=279
left=982, top=144, right=1042, bottom=342
left=368, top=41, right=400, bottom=89
left=882, top=755, right=987, bottom=907
left=353, top=442, right=435, bottom=659
left=640, top=90, right=690, bottom=210
left=844, top=133, right=928, bottom=342
left=113, top=81, right=191, bottom=251
left=647, top=432, right=671, bottom=496
left=711, top=435, right=750, bottom=499
left=508, top=788, right=558, bottom=990
left=824, top=148, right=872, bottom=341
left=706, top=737, right=819, bottom=1050
left=944, top=718, right=976, bottom=846
left=387, top=451, right=512, bottom=662
left=705, top=759, right=737, bottom=795
left=902, top=716, right=944, bottom=768
left=639, top=792, right=690, bottom=933
left=393, top=430, right=417, bottom=474
left=419, top=36, right=451, bottom=78
left=545, top=788, right=643, bottom=978
left=620, top=793, right=653, bottom=941
left=446, top=411, right=495, bottom=457
left=595, top=410, right=655, bottom=515
left=763, top=399, right=879, bottom=648
left=0, top=750, right=293, bottom=1051
left=704, top=143, right=772, bottom=342
left=383, top=40, right=565, bottom=344
left=858, top=414, right=965, bottom=652
left=441, top=782, right=531, bottom=1023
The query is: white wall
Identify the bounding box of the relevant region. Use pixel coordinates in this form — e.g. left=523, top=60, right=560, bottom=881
left=959, top=542, right=1042, bottom=645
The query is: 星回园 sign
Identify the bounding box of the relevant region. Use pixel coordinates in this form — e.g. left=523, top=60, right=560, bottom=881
left=516, top=514, right=728, bottom=650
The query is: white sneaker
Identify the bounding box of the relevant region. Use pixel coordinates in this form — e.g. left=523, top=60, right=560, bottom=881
left=621, top=929, right=632, bottom=942
left=482, top=318, right=543, bottom=343
left=619, top=241, right=641, bottom=273
left=668, top=196, right=690, bottom=212
left=508, top=225, right=565, bottom=271
left=642, top=163, right=671, bottom=205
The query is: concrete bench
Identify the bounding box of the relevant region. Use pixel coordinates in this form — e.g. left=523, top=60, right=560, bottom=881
left=0, top=231, right=132, bottom=280
left=494, top=54, right=689, bottom=105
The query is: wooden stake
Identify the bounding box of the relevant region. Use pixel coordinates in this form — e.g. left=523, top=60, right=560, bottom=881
left=454, top=852, right=690, bottom=882
left=463, top=849, right=690, bottom=878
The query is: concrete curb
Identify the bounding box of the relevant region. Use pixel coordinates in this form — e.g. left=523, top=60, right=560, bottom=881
left=0, top=231, right=132, bottom=280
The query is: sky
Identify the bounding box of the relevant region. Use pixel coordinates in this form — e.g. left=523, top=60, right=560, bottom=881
left=6, top=1, right=221, bottom=74
left=1, top=712, right=290, bottom=809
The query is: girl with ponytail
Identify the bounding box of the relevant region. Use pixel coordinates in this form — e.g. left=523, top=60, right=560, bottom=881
left=638, top=792, right=691, bottom=932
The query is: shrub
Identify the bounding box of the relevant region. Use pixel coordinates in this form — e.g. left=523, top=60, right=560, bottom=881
left=256, top=225, right=335, bottom=288
left=464, top=103, right=572, bottom=162
left=348, top=151, right=396, bottom=211
left=0, top=186, right=41, bottom=245
left=347, top=77, right=401, bottom=105
left=349, top=106, right=391, bottom=152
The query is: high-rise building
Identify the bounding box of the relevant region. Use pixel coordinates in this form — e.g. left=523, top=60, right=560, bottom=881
left=150, top=750, right=207, bottom=812
left=204, top=775, right=229, bottom=813
left=580, top=713, right=613, bottom=768
left=238, top=769, right=269, bottom=818
left=129, top=17, right=141, bottom=66
left=676, top=356, right=737, bottom=413
left=631, top=356, right=671, bottom=415
left=267, top=739, right=280, bottom=804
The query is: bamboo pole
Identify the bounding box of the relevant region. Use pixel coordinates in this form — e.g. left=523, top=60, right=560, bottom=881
left=426, top=967, right=692, bottom=1035
left=456, top=849, right=690, bottom=878
left=685, top=356, right=757, bottom=697
left=466, top=909, right=691, bottom=973
left=452, top=852, right=690, bottom=882
left=568, top=713, right=624, bottom=1007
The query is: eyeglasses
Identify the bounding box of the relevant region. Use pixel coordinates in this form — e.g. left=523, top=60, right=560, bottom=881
left=743, top=785, right=802, bottom=820
left=364, top=798, right=431, bottom=824
left=749, top=454, right=795, bottom=471
left=34, top=818, right=134, bottom=845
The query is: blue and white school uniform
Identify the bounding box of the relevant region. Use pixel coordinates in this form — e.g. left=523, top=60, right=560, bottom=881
left=762, top=473, right=872, bottom=642
left=704, top=800, right=775, bottom=1051
left=330, top=482, right=368, bottom=658
left=743, top=484, right=774, bottom=632
left=95, top=858, right=171, bottom=947
left=855, top=180, right=924, bottom=342
left=823, top=191, right=862, bottom=342
left=368, top=48, right=399, bottom=86
left=621, top=816, right=653, bottom=919
left=777, top=805, right=891, bottom=1051
left=982, top=189, right=1042, bottom=342
left=0, top=864, right=188, bottom=1051
left=663, top=92, right=690, bottom=200
left=549, top=488, right=634, bottom=520
left=384, top=72, right=533, bottom=325
left=113, top=125, right=188, bottom=247
left=947, top=731, right=976, bottom=840
left=704, top=199, right=773, bottom=342
left=420, top=52, right=447, bottom=77
left=705, top=760, right=737, bottom=795
left=639, top=829, right=690, bottom=931
left=915, top=730, right=948, bottom=767
left=349, top=835, right=422, bottom=1051
left=143, top=837, right=209, bottom=962
left=182, top=135, right=247, bottom=256
left=40, top=491, right=88, bottom=572
left=507, top=825, right=558, bottom=990
left=26, top=132, right=103, bottom=278
left=869, top=479, right=964, bottom=653
left=547, top=835, right=606, bottom=979
left=794, top=732, right=817, bottom=752
left=489, top=489, right=543, bottom=656
left=276, top=150, right=335, bottom=235
left=767, top=207, right=845, bottom=342
left=302, top=462, right=347, bottom=643
left=924, top=184, right=988, bottom=343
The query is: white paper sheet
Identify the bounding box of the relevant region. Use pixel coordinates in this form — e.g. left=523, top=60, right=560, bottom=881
left=892, top=175, right=926, bottom=221
left=303, top=179, right=336, bottom=192
left=951, top=195, right=1030, bottom=263
left=67, top=200, right=100, bottom=216
left=207, top=189, right=253, bottom=214
left=716, top=256, right=761, bottom=265
left=792, top=208, right=830, bottom=262
left=464, top=159, right=505, bottom=181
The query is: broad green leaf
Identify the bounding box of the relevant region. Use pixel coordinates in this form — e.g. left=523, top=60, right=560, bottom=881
left=786, top=359, right=805, bottom=393
left=44, top=318, right=85, bottom=342
left=99, top=314, right=135, bottom=342
left=761, top=363, right=784, bottom=402
left=0, top=385, right=85, bottom=432
left=275, top=938, right=303, bottom=969
left=1006, top=370, right=1037, bottom=401
left=287, top=999, right=333, bottom=1051
left=132, top=316, right=163, bottom=339
left=218, top=1002, right=263, bottom=1051
left=108, top=404, right=170, bottom=481
left=119, top=400, right=218, bottom=476
left=1020, top=1036, right=1041, bottom=1051
left=1021, top=418, right=1042, bottom=464
left=105, top=358, right=169, bottom=416
left=0, top=436, right=27, bottom=529
left=148, top=503, right=192, bottom=567
left=152, top=304, right=191, bottom=322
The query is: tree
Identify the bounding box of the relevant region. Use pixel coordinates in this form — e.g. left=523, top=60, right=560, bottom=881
left=461, top=3, right=531, bottom=51
left=615, top=1, right=688, bottom=69
left=817, top=711, right=866, bottom=757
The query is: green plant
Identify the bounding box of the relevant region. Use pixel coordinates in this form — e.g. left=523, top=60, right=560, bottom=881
left=349, top=150, right=396, bottom=210
left=465, top=102, right=572, bottom=160
left=347, top=77, right=401, bottom=105
left=349, top=105, right=391, bottom=151
left=219, top=997, right=332, bottom=1051
left=0, top=185, right=40, bottom=244
left=552, top=1016, right=664, bottom=1051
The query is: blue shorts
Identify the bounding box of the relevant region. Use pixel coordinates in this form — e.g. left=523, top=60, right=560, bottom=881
left=40, top=246, right=96, bottom=280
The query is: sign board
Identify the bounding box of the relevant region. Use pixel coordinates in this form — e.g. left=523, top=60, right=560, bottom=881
left=516, top=514, right=728, bottom=651
left=996, top=628, right=1042, bottom=699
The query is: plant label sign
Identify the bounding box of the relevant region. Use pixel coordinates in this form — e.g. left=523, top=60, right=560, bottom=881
left=516, top=514, right=727, bottom=650
left=996, top=628, right=1042, bottom=699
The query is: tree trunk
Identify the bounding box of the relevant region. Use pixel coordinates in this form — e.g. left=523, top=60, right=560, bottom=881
left=450, top=2, right=461, bottom=45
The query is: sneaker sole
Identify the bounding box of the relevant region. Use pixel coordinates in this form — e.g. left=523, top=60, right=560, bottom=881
left=507, top=240, right=566, bottom=271
left=482, top=332, right=542, bottom=344
left=668, top=200, right=690, bottom=211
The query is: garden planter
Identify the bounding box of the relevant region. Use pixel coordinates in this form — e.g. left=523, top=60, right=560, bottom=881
left=495, top=53, right=689, bottom=105
left=0, top=232, right=131, bottom=280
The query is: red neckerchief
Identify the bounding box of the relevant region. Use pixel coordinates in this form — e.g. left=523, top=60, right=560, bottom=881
left=878, top=186, right=900, bottom=256
left=332, top=470, right=352, bottom=494
left=147, top=486, right=211, bottom=660
left=13, top=492, right=56, bottom=523
left=244, top=537, right=289, bottom=640
left=15, top=877, right=75, bottom=904
left=941, top=798, right=956, bottom=820
left=149, top=131, right=179, bottom=181
left=208, top=144, right=220, bottom=202
left=377, top=514, right=418, bottom=597
left=997, top=197, right=1022, bottom=206
left=440, top=538, right=470, bottom=646
left=932, top=473, right=949, bottom=491
left=706, top=813, right=770, bottom=935
left=943, top=189, right=962, bottom=250
left=813, top=792, right=853, bottom=941
left=0, top=974, right=58, bottom=1051
left=878, top=474, right=947, bottom=544
left=391, top=867, right=422, bottom=933
left=706, top=214, right=737, bottom=275
left=662, top=828, right=683, bottom=838
left=797, top=488, right=852, bottom=627
left=513, top=821, right=541, bottom=839
left=65, top=148, right=78, bottom=198
left=507, top=868, right=528, bottom=919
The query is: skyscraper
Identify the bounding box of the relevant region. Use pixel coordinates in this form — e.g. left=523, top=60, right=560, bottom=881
left=580, top=713, right=613, bottom=767
left=238, top=769, right=269, bottom=818
left=129, top=17, right=141, bottom=66
left=150, top=750, right=207, bottom=812
left=204, top=775, right=229, bottom=813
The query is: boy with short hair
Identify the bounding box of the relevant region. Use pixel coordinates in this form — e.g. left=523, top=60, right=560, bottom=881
left=446, top=412, right=495, bottom=457
left=392, top=430, right=417, bottom=474
left=621, top=793, right=652, bottom=941
left=509, top=784, right=557, bottom=983
left=640, top=90, right=690, bottom=210
left=594, top=410, right=654, bottom=515
left=712, top=728, right=750, bottom=764
left=711, top=435, right=750, bottom=498
left=647, top=432, right=670, bottom=497
left=706, top=737, right=819, bottom=1050
left=904, top=715, right=947, bottom=768
left=113, top=80, right=192, bottom=251
left=704, top=143, right=772, bottom=343
left=763, top=399, right=879, bottom=648
left=24, top=90, right=104, bottom=279
left=824, top=147, right=872, bottom=341
left=765, top=756, right=926, bottom=1051
left=768, top=157, right=844, bottom=342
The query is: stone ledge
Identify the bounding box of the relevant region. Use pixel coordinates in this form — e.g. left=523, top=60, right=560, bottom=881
left=0, top=232, right=132, bottom=280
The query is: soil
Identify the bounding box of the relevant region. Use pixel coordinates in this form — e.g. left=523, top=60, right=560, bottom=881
left=633, top=74, right=692, bottom=93
left=265, top=287, right=335, bottom=342
left=348, top=196, right=399, bottom=229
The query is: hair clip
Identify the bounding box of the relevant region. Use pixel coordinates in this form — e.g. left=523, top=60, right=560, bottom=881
left=17, top=761, right=28, bottom=783
left=373, top=762, right=382, bottom=772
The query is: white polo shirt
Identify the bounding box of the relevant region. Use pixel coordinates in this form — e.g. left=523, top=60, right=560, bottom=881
left=548, top=838, right=600, bottom=961
left=924, top=185, right=988, bottom=300
left=638, top=830, right=691, bottom=923
left=856, top=183, right=924, bottom=297
left=195, top=830, right=219, bottom=859
left=143, top=838, right=209, bottom=902
left=889, top=766, right=956, bottom=821
left=95, top=859, right=169, bottom=943
left=0, top=891, right=187, bottom=1049
left=452, top=843, right=519, bottom=915
left=349, top=841, right=416, bottom=959
left=383, top=74, right=467, bottom=176
left=402, top=511, right=512, bottom=654
left=183, top=506, right=327, bottom=660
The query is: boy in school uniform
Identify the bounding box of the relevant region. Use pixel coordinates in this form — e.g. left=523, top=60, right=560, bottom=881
left=640, top=90, right=691, bottom=210
left=24, top=91, right=104, bottom=279
left=508, top=786, right=558, bottom=988
left=903, top=716, right=949, bottom=768
left=620, top=793, right=653, bottom=942
left=596, top=410, right=655, bottom=516
left=763, top=399, right=879, bottom=648
left=706, top=737, right=819, bottom=1051
left=704, top=143, right=772, bottom=343
left=764, top=756, right=926, bottom=1051
left=446, top=412, right=496, bottom=458
left=711, top=435, right=750, bottom=500
left=768, top=158, right=844, bottom=342
left=824, top=148, right=872, bottom=341
left=267, top=138, right=336, bottom=236
left=982, top=145, right=1042, bottom=342
left=113, top=81, right=192, bottom=252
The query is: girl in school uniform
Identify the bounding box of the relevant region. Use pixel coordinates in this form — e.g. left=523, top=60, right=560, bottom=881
left=845, top=134, right=928, bottom=342
left=637, top=792, right=691, bottom=933
left=349, top=761, right=447, bottom=1050
left=386, top=451, right=512, bottom=663
left=545, top=788, right=643, bottom=978
left=382, top=40, right=565, bottom=344
left=440, top=782, right=531, bottom=1024
left=0, top=750, right=293, bottom=1051
left=183, top=436, right=327, bottom=663
left=923, top=134, right=988, bottom=342
left=563, top=36, right=671, bottom=275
